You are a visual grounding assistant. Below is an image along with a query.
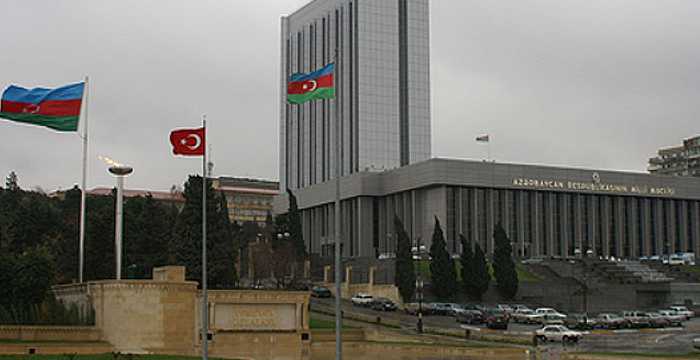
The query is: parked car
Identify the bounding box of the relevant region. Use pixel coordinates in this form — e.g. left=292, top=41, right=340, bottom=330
left=403, top=302, right=433, bottom=315
left=511, top=304, right=532, bottom=312
left=432, top=303, right=460, bottom=316
left=512, top=309, right=539, bottom=324
left=455, top=305, right=484, bottom=325
left=669, top=306, right=695, bottom=320
left=311, top=286, right=332, bottom=298
left=646, top=312, right=671, bottom=328
left=371, top=297, right=397, bottom=312
left=622, top=311, right=652, bottom=328
left=565, top=314, right=596, bottom=331
left=534, top=308, right=567, bottom=324
left=694, top=338, right=700, bottom=350
left=483, top=308, right=509, bottom=330
left=497, top=304, right=515, bottom=314
left=595, top=313, right=629, bottom=329
left=351, top=293, right=374, bottom=307
left=657, top=310, right=685, bottom=326
left=535, top=325, right=583, bottom=343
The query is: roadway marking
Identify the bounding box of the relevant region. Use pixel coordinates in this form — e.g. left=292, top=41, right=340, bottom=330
left=654, top=334, right=673, bottom=344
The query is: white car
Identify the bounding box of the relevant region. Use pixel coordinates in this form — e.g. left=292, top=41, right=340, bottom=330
left=657, top=310, right=685, bottom=326
left=535, top=325, right=583, bottom=343
left=669, top=306, right=694, bottom=320
left=351, top=293, right=373, bottom=307
left=534, top=308, right=567, bottom=324
left=512, top=309, right=539, bottom=324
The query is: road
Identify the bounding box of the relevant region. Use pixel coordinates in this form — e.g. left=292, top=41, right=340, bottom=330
left=310, top=297, right=700, bottom=354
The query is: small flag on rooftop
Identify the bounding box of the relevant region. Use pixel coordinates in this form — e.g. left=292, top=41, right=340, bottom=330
left=476, top=134, right=490, bottom=142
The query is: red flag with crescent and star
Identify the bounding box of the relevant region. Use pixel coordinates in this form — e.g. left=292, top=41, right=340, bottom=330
left=170, top=127, right=205, bottom=156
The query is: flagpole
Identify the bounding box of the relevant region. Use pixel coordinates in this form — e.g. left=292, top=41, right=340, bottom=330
left=333, top=47, right=343, bottom=360
left=79, top=76, right=89, bottom=284
left=201, top=115, right=208, bottom=360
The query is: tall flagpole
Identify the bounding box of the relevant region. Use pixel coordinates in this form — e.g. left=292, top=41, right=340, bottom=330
left=333, top=49, right=343, bottom=360
left=201, top=115, right=209, bottom=360
left=79, top=76, right=89, bottom=284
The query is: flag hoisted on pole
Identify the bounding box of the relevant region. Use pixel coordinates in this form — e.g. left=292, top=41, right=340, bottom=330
left=169, top=121, right=207, bottom=360
left=286, top=59, right=341, bottom=360
left=0, top=79, right=88, bottom=283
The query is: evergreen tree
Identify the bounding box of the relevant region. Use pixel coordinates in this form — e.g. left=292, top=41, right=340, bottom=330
left=460, top=234, right=490, bottom=300
left=84, top=194, right=116, bottom=281
left=123, top=195, right=174, bottom=278
left=429, top=217, right=457, bottom=300
left=492, top=222, right=518, bottom=300
left=286, top=188, right=306, bottom=258
left=55, top=186, right=81, bottom=283
left=171, top=176, right=238, bottom=289
left=394, top=216, right=416, bottom=302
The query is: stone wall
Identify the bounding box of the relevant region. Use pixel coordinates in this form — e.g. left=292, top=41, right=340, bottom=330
left=0, top=326, right=101, bottom=342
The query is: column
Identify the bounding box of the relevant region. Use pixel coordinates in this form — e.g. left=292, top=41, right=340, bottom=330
left=680, top=201, right=689, bottom=253
left=641, top=198, right=651, bottom=257
left=615, top=197, right=625, bottom=258
left=546, top=193, right=555, bottom=257
left=601, top=197, right=611, bottom=258
left=654, top=198, right=664, bottom=256
left=533, top=192, right=541, bottom=257
left=560, top=194, right=569, bottom=257
left=667, top=200, right=677, bottom=254
left=574, top=194, right=584, bottom=255
left=693, top=202, right=700, bottom=255
left=471, top=188, right=479, bottom=250
left=629, top=198, right=639, bottom=258
left=589, top=196, right=597, bottom=256
left=487, top=189, right=495, bottom=254
left=517, top=191, right=526, bottom=257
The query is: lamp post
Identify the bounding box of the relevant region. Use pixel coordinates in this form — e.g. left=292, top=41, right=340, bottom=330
left=108, top=164, right=133, bottom=280
left=412, top=237, right=426, bottom=333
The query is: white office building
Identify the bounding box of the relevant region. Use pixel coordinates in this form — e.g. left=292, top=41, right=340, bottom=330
left=279, top=0, right=431, bottom=191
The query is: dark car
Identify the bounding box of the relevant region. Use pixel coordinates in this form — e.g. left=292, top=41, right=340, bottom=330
left=564, top=314, right=596, bottom=331
left=456, top=308, right=484, bottom=324
left=311, top=286, right=332, bottom=298
left=484, top=308, right=509, bottom=330
left=371, top=298, right=397, bottom=312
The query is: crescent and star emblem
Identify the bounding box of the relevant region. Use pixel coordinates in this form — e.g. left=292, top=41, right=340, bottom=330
left=302, top=80, right=318, bottom=92
left=22, top=104, right=40, bottom=114
left=180, top=134, right=201, bottom=150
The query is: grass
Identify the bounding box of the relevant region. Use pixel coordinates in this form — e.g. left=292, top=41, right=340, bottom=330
left=414, top=260, right=542, bottom=283
left=309, top=314, right=354, bottom=329
left=680, top=265, right=700, bottom=274
left=0, top=356, right=229, bottom=360
left=579, top=351, right=700, bottom=359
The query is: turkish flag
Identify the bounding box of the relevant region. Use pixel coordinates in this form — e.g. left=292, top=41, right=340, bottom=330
left=170, top=127, right=205, bottom=156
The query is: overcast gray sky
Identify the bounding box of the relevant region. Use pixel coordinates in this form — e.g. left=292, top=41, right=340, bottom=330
left=1, top=0, right=699, bottom=192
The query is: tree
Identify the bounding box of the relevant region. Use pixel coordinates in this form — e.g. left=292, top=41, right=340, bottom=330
left=171, top=175, right=238, bottom=289
left=429, top=217, right=457, bottom=300
left=460, top=234, right=490, bottom=300
left=5, top=171, right=19, bottom=191
left=394, top=216, right=416, bottom=302
left=123, top=195, right=175, bottom=279
left=492, top=222, right=518, bottom=300
left=286, top=188, right=306, bottom=259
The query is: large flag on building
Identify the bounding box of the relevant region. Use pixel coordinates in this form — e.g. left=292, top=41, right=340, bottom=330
left=287, top=63, right=335, bottom=104
left=170, top=127, right=205, bottom=156
left=0, top=82, right=85, bottom=132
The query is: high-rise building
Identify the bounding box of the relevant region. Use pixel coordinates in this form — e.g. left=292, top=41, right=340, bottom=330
left=279, top=0, right=431, bottom=191
left=648, top=136, right=700, bottom=177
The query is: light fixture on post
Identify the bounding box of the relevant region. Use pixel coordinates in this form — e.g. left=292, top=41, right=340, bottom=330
left=103, top=157, right=133, bottom=281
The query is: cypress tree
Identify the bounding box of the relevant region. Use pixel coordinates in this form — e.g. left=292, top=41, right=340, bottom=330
left=492, top=222, right=518, bottom=300
left=394, top=216, right=416, bottom=302
left=429, top=217, right=457, bottom=300
left=460, top=234, right=491, bottom=300
left=171, top=175, right=238, bottom=289
left=286, top=188, right=306, bottom=259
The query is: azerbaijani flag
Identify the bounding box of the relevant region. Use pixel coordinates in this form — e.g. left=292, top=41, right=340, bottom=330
left=0, top=82, right=85, bottom=132
left=287, top=63, right=335, bottom=104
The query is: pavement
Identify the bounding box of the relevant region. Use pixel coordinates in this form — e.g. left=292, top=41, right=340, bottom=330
left=310, top=297, right=700, bottom=355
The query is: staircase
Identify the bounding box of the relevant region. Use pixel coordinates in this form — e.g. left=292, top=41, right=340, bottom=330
left=609, top=260, right=673, bottom=283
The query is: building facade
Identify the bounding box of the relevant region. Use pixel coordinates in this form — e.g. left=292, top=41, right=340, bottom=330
left=213, top=177, right=279, bottom=225
left=649, top=135, right=700, bottom=177
left=275, top=158, right=700, bottom=260
left=279, top=0, right=431, bottom=191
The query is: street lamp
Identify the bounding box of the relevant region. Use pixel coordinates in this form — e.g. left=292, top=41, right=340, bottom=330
left=574, top=248, right=581, bottom=259
left=108, top=164, right=133, bottom=280
left=412, top=238, right=426, bottom=333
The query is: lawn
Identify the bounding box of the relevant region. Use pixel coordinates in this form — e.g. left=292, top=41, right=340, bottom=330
left=0, top=356, right=228, bottom=360
left=414, top=259, right=542, bottom=283
left=309, top=314, right=355, bottom=329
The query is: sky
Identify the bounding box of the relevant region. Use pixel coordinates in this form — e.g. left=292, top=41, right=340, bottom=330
left=1, top=0, right=699, bottom=193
